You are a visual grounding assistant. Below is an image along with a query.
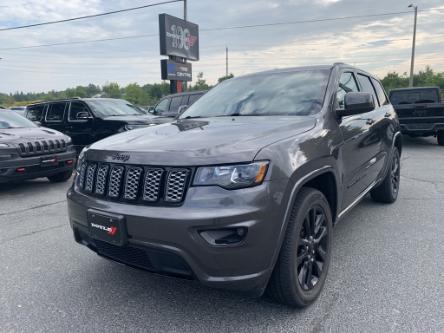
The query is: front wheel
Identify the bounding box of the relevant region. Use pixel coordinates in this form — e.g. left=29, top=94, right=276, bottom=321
left=370, top=148, right=400, bottom=203
left=437, top=132, right=444, bottom=146
left=47, top=170, right=73, bottom=183
left=267, top=187, right=333, bottom=307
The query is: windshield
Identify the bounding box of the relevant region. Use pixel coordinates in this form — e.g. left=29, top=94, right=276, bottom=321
left=390, top=89, right=440, bottom=105
left=86, top=99, right=144, bottom=117
left=0, top=111, right=37, bottom=129
left=180, top=69, right=330, bottom=119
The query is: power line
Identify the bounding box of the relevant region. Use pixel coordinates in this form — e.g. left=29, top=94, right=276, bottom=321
left=0, top=0, right=182, bottom=32
left=2, top=8, right=443, bottom=51
left=0, top=12, right=419, bottom=51
left=202, top=11, right=414, bottom=32
left=0, top=34, right=158, bottom=51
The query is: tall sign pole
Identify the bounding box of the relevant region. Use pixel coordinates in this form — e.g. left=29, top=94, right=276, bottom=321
left=159, top=13, right=199, bottom=92
left=408, top=4, right=418, bottom=87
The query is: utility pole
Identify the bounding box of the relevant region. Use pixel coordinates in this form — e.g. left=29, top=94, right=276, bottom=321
left=225, top=46, right=228, bottom=77
left=408, top=4, right=417, bottom=87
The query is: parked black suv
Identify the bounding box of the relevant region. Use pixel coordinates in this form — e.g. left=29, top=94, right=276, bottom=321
left=67, top=64, right=402, bottom=307
left=0, top=110, right=76, bottom=183
left=389, top=86, right=444, bottom=145
left=149, top=91, right=206, bottom=118
left=26, top=98, right=159, bottom=152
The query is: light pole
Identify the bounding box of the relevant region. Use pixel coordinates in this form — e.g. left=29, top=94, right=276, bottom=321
left=408, top=4, right=417, bottom=87
left=225, top=46, right=228, bottom=77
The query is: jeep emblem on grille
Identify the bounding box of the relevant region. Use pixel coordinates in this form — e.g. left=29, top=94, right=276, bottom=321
left=112, top=152, right=130, bottom=162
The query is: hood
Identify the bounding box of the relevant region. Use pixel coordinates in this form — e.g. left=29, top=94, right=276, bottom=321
left=0, top=126, right=68, bottom=144
left=102, top=114, right=158, bottom=124
left=87, top=116, right=316, bottom=166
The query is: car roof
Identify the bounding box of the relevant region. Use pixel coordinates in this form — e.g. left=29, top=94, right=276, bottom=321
left=162, top=91, right=207, bottom=99
left=27, top=97, right=129, bottom=107
left=232, top=63, right=379, bottom=80
left=389, top=86, right=440, bottom=92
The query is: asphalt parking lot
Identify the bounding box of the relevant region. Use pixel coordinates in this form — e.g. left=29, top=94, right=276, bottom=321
left=1, top=136, right=443, bottom=333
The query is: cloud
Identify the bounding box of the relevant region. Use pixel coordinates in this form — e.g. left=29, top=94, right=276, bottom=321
left=0, top=0, right=443, bottom=93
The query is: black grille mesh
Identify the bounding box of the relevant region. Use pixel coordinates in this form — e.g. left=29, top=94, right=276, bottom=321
left=78, top=161, right=189, bottom=205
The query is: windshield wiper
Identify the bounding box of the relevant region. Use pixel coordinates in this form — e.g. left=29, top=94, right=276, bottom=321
left=182, top=116, right=204, bottom=119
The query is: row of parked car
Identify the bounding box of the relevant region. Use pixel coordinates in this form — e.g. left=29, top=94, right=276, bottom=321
left=0, top=91, right=205, bottom=184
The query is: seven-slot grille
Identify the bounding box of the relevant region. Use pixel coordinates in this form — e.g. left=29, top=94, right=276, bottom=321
left=17, top=139, right=67, bottom=157
left=78, top=161, right=190, bottom=205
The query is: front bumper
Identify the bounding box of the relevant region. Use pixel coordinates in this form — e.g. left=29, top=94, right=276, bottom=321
left=0, top=149, right=76, bottom=183
left=67, top=181, right=286, bottom=296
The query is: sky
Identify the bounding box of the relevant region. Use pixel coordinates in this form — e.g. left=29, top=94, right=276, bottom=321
left=0, top=0, right=443, bottom=93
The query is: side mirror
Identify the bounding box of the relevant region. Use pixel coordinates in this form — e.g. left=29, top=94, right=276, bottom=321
left=76, top=112, right=91, bottom=120
left=148, top=107, right=155, bottom=114
left=177, top=105, right=188, bottom=116
left=337, top=92, right=375, bottom=117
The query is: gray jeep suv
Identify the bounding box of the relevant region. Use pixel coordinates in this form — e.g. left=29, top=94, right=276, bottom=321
left=67, top=63, right=402, bottom=307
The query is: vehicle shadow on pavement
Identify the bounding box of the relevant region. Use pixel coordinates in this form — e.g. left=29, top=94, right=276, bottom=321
left=401, top=135, right=438, bottom=148
left=76, top=252, right=324, bottom=331
left=0, top=177, right=72, bottom=195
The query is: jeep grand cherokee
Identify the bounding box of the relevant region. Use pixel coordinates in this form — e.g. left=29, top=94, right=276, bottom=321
left=0, top=110, right=76, bottom=183
left=67, top=63, right=402, bottom=307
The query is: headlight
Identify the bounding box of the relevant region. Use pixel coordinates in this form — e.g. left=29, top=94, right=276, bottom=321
left=76, top=146, right=88, bottom=171
left=193, top=161, right=269, bottom=189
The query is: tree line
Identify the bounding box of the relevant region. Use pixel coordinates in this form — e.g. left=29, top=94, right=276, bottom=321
left=1, top=67, right=442, bottom=108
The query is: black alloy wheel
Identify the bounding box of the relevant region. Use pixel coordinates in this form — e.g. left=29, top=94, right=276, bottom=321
left=297, top=205, right=328, bottom=291
left=390, top=151, right=400, bottom=196
left=267, top=187, right=333, bottom=307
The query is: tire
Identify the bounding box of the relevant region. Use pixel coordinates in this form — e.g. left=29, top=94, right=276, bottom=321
left=47, top=170, right=73, bottom=183
left=437, top=132, right=444, bottom=146
left=267, top=187, right=333, bottom=307
left=370, top=148, right=400, bottom=203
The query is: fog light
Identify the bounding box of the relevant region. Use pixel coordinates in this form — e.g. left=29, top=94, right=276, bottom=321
left=66, top=159, right=74, bottom=165
left=199, top=227, right=248, bottom=245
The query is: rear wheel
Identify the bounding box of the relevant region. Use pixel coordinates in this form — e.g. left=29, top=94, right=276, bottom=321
left=370, top=148, right=400, bottom=203
left=47, top=170, right=73, bottom=183
left=437, top=132, right=444, bottom=146
left=267, top=187, right=333, bottom=307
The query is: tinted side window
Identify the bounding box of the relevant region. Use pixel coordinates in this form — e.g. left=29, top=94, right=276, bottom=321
left=154, top=98, right=170, bottom=114
left=337, top=72, right=359, bottom=109
left=169, top=96, right=184, bottom=113
left=357, top=74, right=379, bottom=107
left=26, top=105, right=45, bottom=121
left=69, top=102, right=90, bottom=121
left=371, top=78, right=388, bottom=105
left=46, top=102, right=67, bottom=122
left=188, top=94, right=202, bottom=105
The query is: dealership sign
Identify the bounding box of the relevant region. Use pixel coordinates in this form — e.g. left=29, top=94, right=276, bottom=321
left=159, top=13, right=199, bottom=61
left=161, top=59, right=192, bottom=81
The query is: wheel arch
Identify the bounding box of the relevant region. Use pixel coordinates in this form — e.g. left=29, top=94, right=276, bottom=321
left=394, top=132, right=402, bottom=156
left=263, top=165, right=340, bottom=292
